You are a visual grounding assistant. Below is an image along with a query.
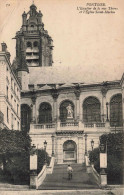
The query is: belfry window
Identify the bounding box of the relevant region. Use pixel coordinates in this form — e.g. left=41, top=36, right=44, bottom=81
left=33, top=41, right=38, bottom=47
left=83, top=96, right=101, bottom=123
left=27, top=42, right=32, bottom=48
left=110, top=94, right=123, bottom=127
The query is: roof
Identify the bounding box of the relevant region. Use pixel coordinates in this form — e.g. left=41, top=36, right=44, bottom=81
left=28, top=66, right=123, bottom=86
left=29, top=66, right=82, bottom=84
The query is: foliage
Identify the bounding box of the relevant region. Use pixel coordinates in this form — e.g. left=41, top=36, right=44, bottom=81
left=89, top=148, right=100, bottom=173
left=37, top=149, right=51, bottom=174
left=89, top=132, right=124, bottom=184
left=100, top=132, right=124, bottom=158
left=0, top=129, right=32, bottom=184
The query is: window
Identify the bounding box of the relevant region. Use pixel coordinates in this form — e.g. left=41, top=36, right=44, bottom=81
left=11, top=113, right=13, bottom=129
left=83, top=97, right=101, bottom=123
left=11, top=78, right=13, bottom=89
left=17, top=104, right=19, bottom=115
left=14, top=99, right=16, bottom=110
left=110, top=94, right=123, bottom=127
left=21, top=104, right=31, bottom=133
left=33, top=41, right=38, bottom=47
left=6, top=86, right=8, bottom=99
left=11, top=95, right=13, bottom=106
left=7, top=107, right=9, bottom=123
left=39, top=102, right=52, bottom=123
left=17, top=121, right=19, bottom=130
left=14, top=83, right=16, bottom=93
left=27, top=42, right=32, bottom=48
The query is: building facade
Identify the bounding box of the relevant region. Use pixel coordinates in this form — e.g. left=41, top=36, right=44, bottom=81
left=0, top=43, right=21, bottom=130
left=14, top=4, right=123, bottom=164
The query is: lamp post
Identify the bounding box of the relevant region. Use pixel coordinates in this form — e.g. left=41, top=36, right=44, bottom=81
left=44, top=140, right=47, bottom=164
left=91, top=139, right=94, bottom=151
left=84, top=133, right=88, bottom=155
left=106, top=102, right=109, bottom=121
left=51, top=134, right=55, bottom=156
left=114, top=122, right=117, bottom=134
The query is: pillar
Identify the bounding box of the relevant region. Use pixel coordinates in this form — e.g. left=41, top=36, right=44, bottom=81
left=101, top=87, right=108, bottom=122
left=51, top=88, right=59, bottom=122
left=74, top=86, right=80, bottom=121
left=31, top=96, right=36, bottom=123
left=84, top=133, right=88, bottom=155
left=30, top=148, right=37, bottom=189
left=78, top=136, right=84, bottom=163
left=51, top=134, right=55, bottom=156
left=99, top=143, right=107, bottom=186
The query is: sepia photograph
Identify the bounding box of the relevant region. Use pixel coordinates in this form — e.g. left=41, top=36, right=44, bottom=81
left=0, top=0, right=124, bottom=194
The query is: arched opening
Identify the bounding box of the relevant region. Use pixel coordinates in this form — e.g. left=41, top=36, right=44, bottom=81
left=110, top=94, right=123, bottom=127
left=83, top=96, right=101, bottom=123
left=33, top=41, right=38, bottom=47
left=39, top=102, right=52, bottom=123
left=63, top=140, right=77, bottom=163
left=60, top=100, right=74, bottom=122
left=21, top=104, right=31, bottom=133
left=27, top=41, right=32, bottom=48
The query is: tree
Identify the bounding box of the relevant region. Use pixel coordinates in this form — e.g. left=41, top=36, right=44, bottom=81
left=37, top=149, right=51, bottom=174
left=0, top=129, right=32, bottom=184
left=89, top=132, right=124, bottom=184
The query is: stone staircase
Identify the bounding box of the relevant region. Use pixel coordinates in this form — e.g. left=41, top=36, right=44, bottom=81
left=39, top=163, right=99, bottom=190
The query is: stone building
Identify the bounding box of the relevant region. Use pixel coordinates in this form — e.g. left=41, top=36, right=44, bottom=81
left=0, top=43, right=21, bottom=130
left=14, top=4, right=123, bottom=164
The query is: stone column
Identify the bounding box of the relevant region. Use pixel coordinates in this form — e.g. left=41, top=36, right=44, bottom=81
left=51, top=88, right=59, bottom=123
left=31, top=95, right=37, bottom=123
left=84, top=133, right=88, bottom=155
left=74, top=86, right=80, bottom=121
left=30, top=148, right=37, bottom=189
left=101, top=86, right=108, bottom=122
left=51, top=134, right=55, bottom=156
left=78, top=135, right=84, bottom=163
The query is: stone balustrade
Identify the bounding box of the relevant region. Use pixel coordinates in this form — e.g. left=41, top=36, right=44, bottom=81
left=60, top=122, right=79, bottom=127
left=29, top=121, right=111, bottom=134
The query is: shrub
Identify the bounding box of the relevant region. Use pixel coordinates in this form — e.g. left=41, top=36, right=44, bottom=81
left=0, top=129, right=32, bottom=184
left=89, top=132, right=124, bottom=184
left=37, top=149, right=51, bottom=174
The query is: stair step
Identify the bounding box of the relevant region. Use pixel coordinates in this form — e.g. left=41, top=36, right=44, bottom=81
left=39, top=164, right=99, bottom=190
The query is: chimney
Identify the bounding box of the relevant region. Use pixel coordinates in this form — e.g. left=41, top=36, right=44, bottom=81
left=1, top=43, right=11, bottom=61
left=1, top=42, right=7, bottom=52
left=6, top=51, right=11, bottom=61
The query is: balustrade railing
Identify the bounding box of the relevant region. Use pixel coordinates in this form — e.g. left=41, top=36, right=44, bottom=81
left=84, top=122, right=105, bottom=128
left=95, top=123, right=105, bottom=127
left=60, top=122, right=79, bottom=127
left=84, top=123, right=94, bottom=128
left=31, top=121, right=106, bottom=131
left=33, top=123, right=55, bottom=129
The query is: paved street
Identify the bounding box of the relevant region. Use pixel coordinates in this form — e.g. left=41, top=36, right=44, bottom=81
left=0, top=189, right=124, bottom=195
left=39, top=164, right=99, bottom=190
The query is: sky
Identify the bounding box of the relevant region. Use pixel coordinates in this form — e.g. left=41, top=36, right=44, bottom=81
left=0, top=0, right=124, bottom=83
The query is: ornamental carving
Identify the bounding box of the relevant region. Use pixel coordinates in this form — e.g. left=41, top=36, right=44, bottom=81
left=51, top=88, right=59, bottom=101
left=31, top=95, right=36, bottom=105
left=74, top=84, right=81, bottom=100
left=101, top=87, right=108, bottom=97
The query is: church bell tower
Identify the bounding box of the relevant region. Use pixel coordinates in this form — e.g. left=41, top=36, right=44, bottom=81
left=14, top=4, right=54, bottom=89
